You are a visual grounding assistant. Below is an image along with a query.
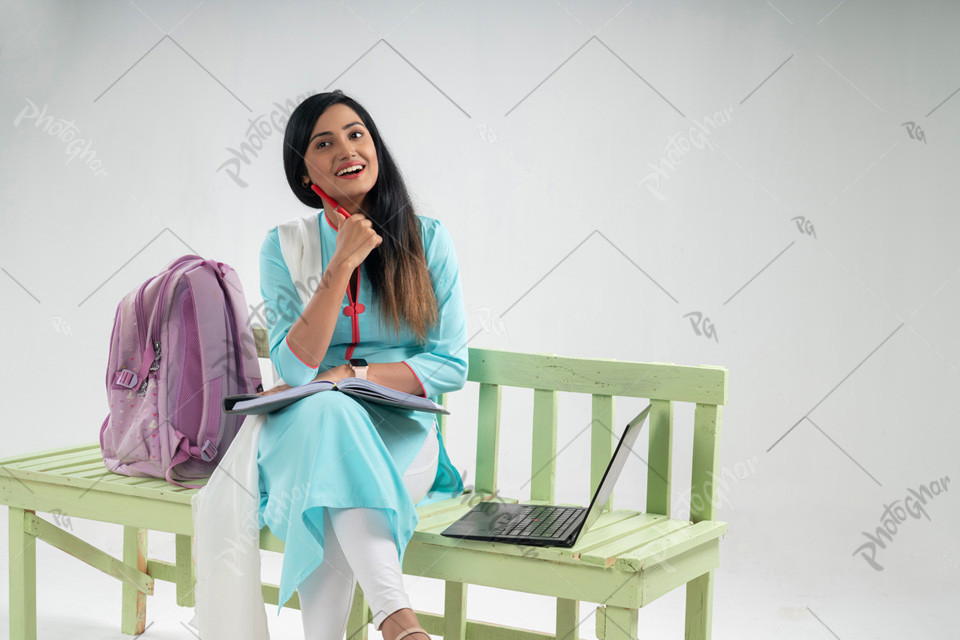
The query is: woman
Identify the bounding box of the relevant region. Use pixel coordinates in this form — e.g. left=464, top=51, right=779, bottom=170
left=257, top=90, right=467, bottom=640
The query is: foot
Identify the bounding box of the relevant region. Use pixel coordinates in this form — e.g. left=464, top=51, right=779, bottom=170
left=380, top=608, right=430, bottom=640
left=395, top=627, right=431, bottom=640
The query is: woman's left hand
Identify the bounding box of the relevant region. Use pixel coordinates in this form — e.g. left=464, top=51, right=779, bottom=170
left=258, top=383, right=292, bottom=396
left=313, top=363, right=354, bottom=384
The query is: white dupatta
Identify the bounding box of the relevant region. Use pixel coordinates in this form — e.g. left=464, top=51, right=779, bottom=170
left=187, top=212, right=325, bottom=639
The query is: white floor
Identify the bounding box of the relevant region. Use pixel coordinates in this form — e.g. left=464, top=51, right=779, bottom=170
left=2, top=510, right=957, bottom=639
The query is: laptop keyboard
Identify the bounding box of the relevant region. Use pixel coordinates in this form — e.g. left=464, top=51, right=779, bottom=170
left=493, top=505, right=582, bottom=538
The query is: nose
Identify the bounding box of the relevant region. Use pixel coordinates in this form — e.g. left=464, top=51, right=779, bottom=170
left=337, top=137, right=359, bottom=160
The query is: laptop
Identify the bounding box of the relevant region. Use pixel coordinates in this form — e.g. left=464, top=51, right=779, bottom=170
left=440, top=403, right=651, bottom=548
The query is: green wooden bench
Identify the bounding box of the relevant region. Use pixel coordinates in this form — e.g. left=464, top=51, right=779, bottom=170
left=3, top=324, right=727, bottom=640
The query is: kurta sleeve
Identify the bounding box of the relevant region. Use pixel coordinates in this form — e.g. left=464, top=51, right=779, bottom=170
left=403, top=219, right=469, bottom=399
left=259, top=228, right=321, bottom=387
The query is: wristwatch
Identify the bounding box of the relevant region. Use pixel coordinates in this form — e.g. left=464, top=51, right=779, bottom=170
left=349, top=358, right=369, bottom=380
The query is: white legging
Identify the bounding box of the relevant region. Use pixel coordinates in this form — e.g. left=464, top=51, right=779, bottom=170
left=298, top=426, right=440, bottom=640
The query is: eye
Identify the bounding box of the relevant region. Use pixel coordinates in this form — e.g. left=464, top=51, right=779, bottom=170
left=315, top=130, right=364, bottom=150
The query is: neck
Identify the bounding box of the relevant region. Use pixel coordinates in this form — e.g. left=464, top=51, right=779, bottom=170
left=324, top=197, right=369, bottom=228
left=323, top=204, right=347, bottom=230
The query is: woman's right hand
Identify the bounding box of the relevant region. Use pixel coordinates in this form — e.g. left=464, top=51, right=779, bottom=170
left=332, top=212, right=382, bottom=272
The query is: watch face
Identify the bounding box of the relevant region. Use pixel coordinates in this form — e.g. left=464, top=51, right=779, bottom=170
left=350, top=358, right=368, bottom=367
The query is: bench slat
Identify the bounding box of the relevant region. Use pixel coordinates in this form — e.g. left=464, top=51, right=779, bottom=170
left=590, top=394, right=615, bottom=514
left=13, top=449, right=103, bottom=472
left=615, top=520, right=727, bottom=571
left=5, top=447, right=204, bottom=491
left=563, top=513, right=667, bottom=557
left=0, top=466, right=195, bottom=505
left=646, top=399, right=673, bottom=516
left=570, top=508, right=644, bottom=535
left=168, top=483, right=204, bottom=491
left=416, top=496, right=521, bottom=532
left=70, top=468, right=138, bottom=480
left=690, top=403, right=721, bottom=523
left=71, top=470, right=161, bottom=487
left=0, top=442, right=99, bottom=466
left=438, top=392, right=448, bottom=441
left=48, top=460, right=112, bottom=477
left=416, top=496, right=471, bottom=518
left=93, top=475, right=162, bottom=488
left=578, top=519, right=693, bottom=568
left=253, top=325, right=269, bottom=359
left=467, top=348, right=727, bottom=405
left=530, top=389, right=558, bottom=503
left=474, top=383, right=501, bottom=495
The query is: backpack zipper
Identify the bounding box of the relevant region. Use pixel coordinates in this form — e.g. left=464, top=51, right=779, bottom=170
left=134, top=260, right=190, bottom=395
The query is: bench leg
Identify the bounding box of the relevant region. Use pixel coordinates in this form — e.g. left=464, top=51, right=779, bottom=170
left=10, top=507, right=37, bottom=640
left=556, top=597, right=579, bottom=640
left=175, top=534, right=195, bottom=607
left=121, top=526, right=148, bottom=635
left=684, top=570, right=714, bottom=640
left=602, top=606, right=638, bottom=640
left=444, top=581, right=467, bottom=640
left=347, top=581, right=371, bottom=640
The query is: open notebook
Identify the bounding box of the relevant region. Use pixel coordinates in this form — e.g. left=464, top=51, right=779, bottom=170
left=222, top=377, right=449, bottom=415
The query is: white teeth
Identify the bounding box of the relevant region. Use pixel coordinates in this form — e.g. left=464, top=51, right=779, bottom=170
left=336, top=165, right=364, bottom=176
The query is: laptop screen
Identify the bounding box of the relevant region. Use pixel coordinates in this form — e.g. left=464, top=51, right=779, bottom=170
left=579, top=404, right=652, bottom=533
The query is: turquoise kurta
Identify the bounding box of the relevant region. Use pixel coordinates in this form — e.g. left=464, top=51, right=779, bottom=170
left=255, top=212, right=467, bottom=614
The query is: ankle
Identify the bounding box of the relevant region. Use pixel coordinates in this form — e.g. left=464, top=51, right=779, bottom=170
left=380, top=608, right=430, bottom=640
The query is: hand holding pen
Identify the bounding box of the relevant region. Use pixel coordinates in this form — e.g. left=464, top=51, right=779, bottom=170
left=310, top=184, right=382, bottom=273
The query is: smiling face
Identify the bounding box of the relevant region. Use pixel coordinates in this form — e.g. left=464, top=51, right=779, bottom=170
left=302, top=103, right=379, bottom=217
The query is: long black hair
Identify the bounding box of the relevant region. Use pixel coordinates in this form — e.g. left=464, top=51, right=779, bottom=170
left=282, top=90, right=437, bottom=344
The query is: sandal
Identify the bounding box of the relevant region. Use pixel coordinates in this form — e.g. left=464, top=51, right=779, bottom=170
left=395, top=626, right=431, bottom=640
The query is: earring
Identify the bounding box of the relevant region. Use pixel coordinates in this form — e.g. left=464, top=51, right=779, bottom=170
left=301, top=178, right=311, bottom=188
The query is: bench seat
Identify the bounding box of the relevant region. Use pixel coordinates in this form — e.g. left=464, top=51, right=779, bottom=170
left=3, top=442, right=726, bottom=609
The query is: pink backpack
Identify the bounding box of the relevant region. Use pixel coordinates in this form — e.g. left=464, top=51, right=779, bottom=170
left=99, top=255, right=263, bottom=488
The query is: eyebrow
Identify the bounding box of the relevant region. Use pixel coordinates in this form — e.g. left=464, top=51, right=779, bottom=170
left=310, top=121, right=364, bottom=142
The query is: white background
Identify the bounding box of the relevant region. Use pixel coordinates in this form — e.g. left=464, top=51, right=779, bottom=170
left=1, top=1, right=958, bottom=638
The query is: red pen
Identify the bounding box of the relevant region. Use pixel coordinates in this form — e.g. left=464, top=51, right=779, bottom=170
left=311, top=183, right=352, bottom=219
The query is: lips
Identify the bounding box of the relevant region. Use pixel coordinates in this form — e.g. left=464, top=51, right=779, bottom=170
left=336, top=165, right=366, bottom=180
left=335, top=160, right=366, bottom=175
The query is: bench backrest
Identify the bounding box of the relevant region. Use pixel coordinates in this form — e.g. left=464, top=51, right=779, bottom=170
left=249, top=326, right=727, bottom=523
